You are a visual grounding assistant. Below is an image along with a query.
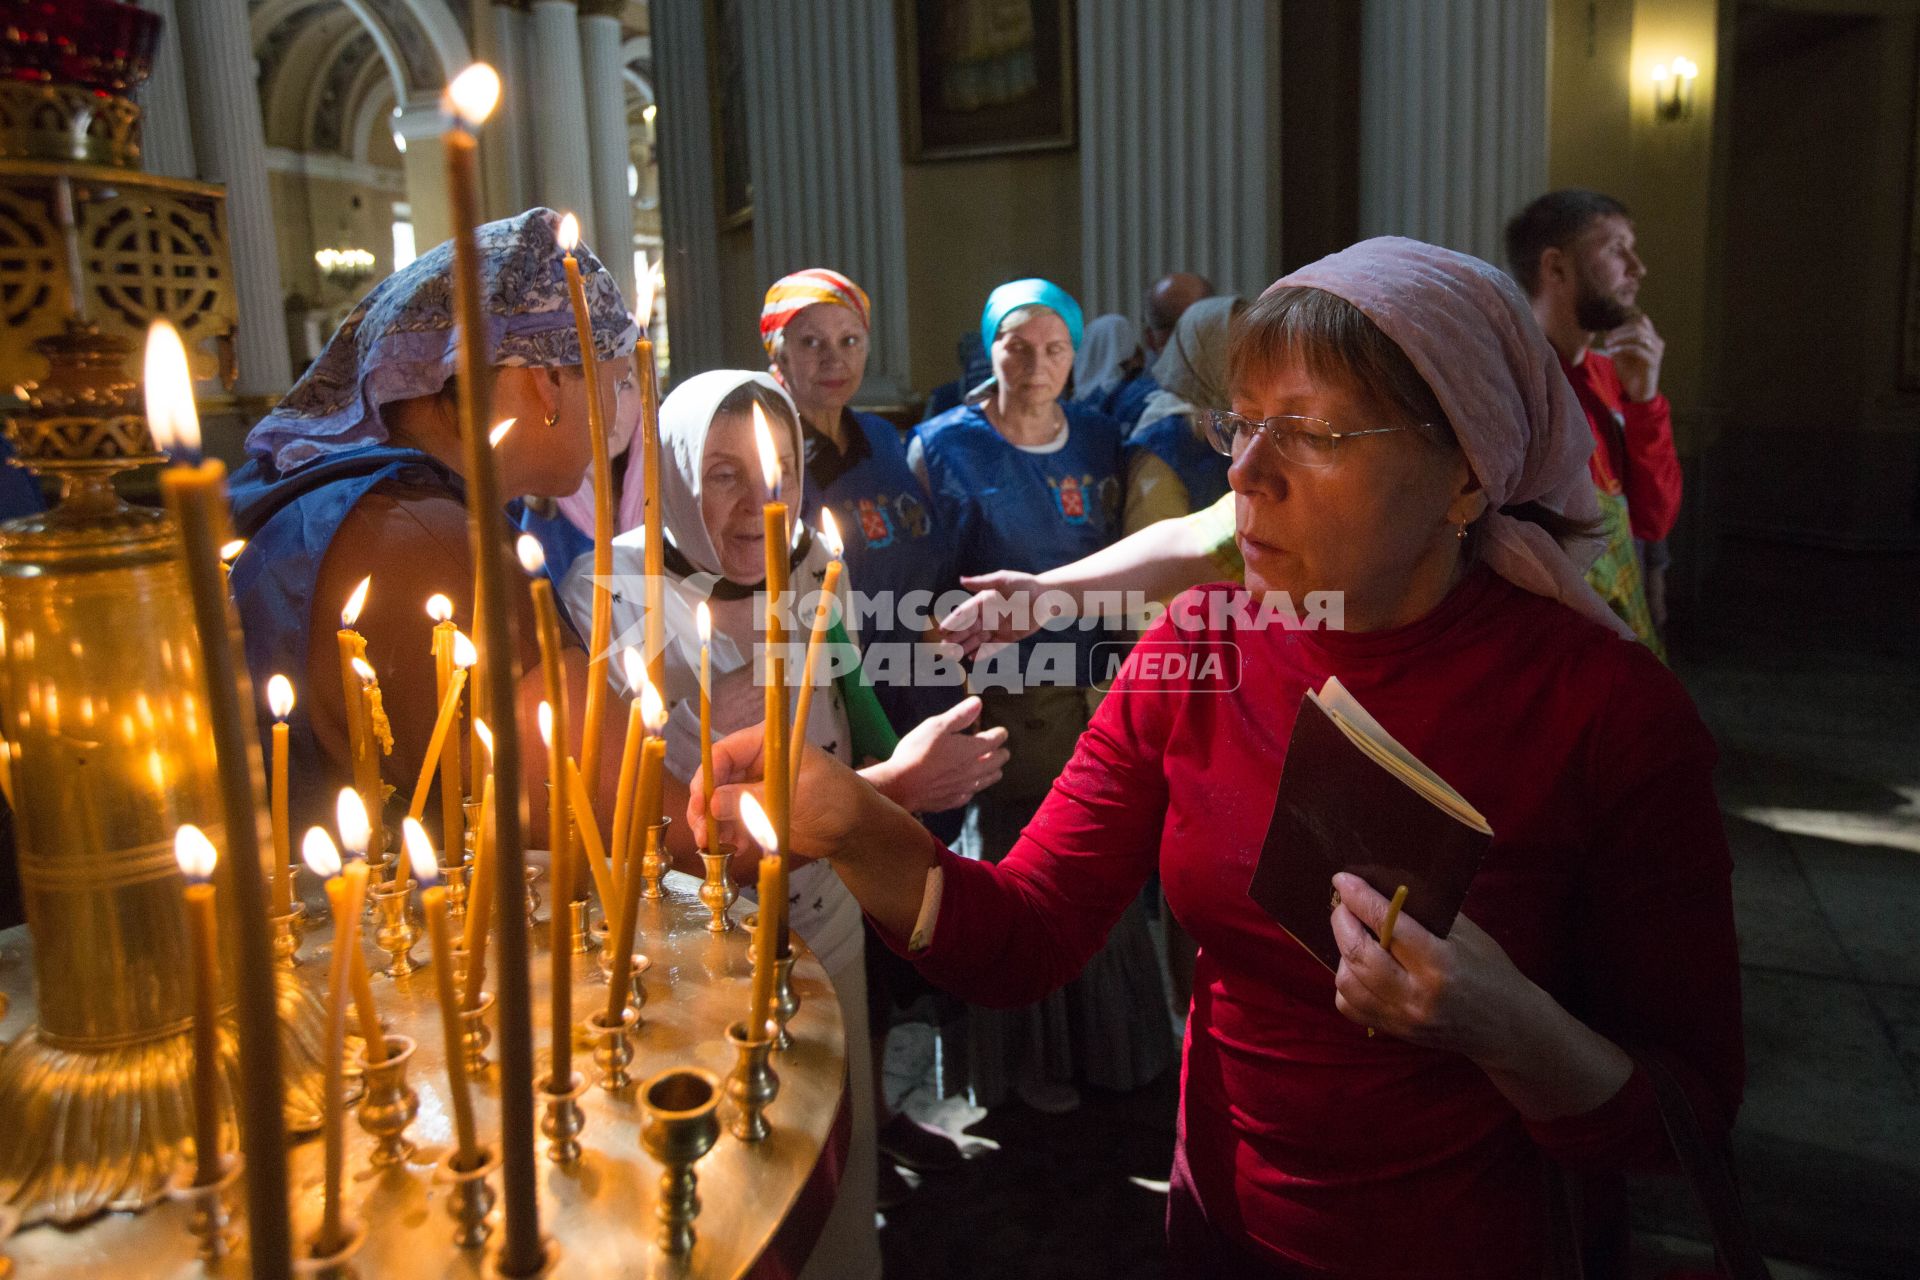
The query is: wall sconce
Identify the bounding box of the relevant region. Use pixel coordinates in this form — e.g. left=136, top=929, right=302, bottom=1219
left=1651, top=56, right=1699, bottom=122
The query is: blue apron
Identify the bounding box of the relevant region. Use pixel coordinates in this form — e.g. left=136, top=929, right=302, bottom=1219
left=1130, top=411, right=1230, bottom=513
left=913, top=401, right=1127, bottom=687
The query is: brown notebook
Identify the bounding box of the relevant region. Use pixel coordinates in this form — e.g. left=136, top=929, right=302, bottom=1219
left=1247, top=678, right=1494, bottom=972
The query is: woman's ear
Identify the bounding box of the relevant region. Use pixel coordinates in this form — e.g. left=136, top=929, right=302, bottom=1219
left=1448, top=465, right=1490, bottom=528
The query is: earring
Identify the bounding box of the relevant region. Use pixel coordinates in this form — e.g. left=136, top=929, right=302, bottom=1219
left=544, top=410, right=559, bottom=429
left=1455, top=521, right=1470, bottom=542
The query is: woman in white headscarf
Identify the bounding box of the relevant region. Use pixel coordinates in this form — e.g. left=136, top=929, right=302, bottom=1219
left=694, top=240, right=1744, bottom=1278
left=1070, top=312, right=1142, bottom=413
left=564, top=370, right=1005, bottom=1280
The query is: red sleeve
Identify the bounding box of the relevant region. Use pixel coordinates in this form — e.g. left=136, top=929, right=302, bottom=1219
left=1594, top=355, right=1684, bottom=541
left=882, top=609, right=1184, bottom=1006
left=1523, top=643, right=1743, bottom=1170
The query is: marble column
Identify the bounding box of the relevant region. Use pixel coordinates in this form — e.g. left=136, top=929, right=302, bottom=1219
left=580, top=0, right=636, bottom=302
left=650, top=0, right=723, bottom=375
left=739, top=0, right=913, bottom=402
left=491, top=0, right=534, bottom=216
left=1077, top=0, right=1280, bottom=318
left=393, top=100, right=454, bottom=255
left=528, top=0, right=596, bottom=243
left=171, top=0, right=292, bottom=395
left=1359, top=0, right=1549, bottom=266
left=136, top=0, right=196, bottom=179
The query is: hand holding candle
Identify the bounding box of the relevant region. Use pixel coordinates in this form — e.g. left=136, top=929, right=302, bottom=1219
left=267, top=675, right=295, bottom=917
left=175, top=825, right=224, bottom=1187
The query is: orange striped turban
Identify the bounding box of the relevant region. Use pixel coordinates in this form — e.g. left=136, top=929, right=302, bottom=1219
left=760, top=267, right=871, bottom=358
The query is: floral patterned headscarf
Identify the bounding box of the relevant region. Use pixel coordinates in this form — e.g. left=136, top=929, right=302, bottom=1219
left=247, top=207, right=636, bottom=474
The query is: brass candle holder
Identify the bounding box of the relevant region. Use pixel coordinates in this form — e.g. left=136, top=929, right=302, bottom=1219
left=595, top=948, right=651, bottom=1017
left=433, top=1144, right=500, bottom=1250
left=584, top=1007, right=639, bottom=1092
left=354, top=1034, right=420, bottom=1168
left=637, top=1068, right=721, bottom=1256
left=163, top=1151, right=244, bottom=1263
left=538, top=1070, right=590, bottom=1165
left=272, top=900, right=308, bottom=967
left=567, top=899, right=593, bottom=957
left=699, top=844, right=737, bottom=933
left=724, top=1021, right=778, bottom=1143
left=295, top=1216, right=368, bottom=1279
left=772, top=955, right=800, bottom=1052
left=370, top=880, right=423, bottom=979
left=458, top=991, right=494, bottom=1074
left=639, top=817, right=671, bottom=901
left=442, top=859, right=470, bottom=937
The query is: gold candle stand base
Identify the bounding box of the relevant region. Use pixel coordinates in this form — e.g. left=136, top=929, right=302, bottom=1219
left=433, top=1145, right=500, bottom=1250
left=640, top=818, right=671, bottom=901
left=724, top=1021, right=778, bottom=1143
left=568, top=899, right=593, bottom=957
left=595, top=949, right=651, bottom=1017
left=699, top=846, right=737, bottom=933
left=353, top=1034, right=420, bottom=1168
left=458, top=991, right=494, bottom=1073
left=638, top=1068, right=721, bottom=1255
left=163, top=1152, right=243, bottom=1263
left=296, top=1216, right=368, bottom=1278
left=443, top=861, right=471, bottom=938
left=585, top=1007, right=639, bottom=1092
left=272, top=901, right=308, bottom=967
left=539, top=1071, right=591, bottom=1164
left=773, top=955, right=800, bottom=1052
left=371, top=881, right=424, bottom=979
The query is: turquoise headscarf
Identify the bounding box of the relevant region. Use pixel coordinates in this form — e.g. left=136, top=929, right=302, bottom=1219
left=979, top=278, right=1084, bottom=351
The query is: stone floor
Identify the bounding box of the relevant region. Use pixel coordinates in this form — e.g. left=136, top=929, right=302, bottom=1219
left=873, top=539, right=1920, bottom=1279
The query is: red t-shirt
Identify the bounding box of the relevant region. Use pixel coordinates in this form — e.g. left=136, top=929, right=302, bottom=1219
left=1561, top=351, right=1684, bottom=542
left=895, top=569, right=1743, bottom=1277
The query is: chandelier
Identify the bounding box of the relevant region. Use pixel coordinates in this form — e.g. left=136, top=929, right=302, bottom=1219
left=313, top=246, right=376, bottom=288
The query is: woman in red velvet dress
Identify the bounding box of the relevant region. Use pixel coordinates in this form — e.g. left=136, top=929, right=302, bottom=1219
left=691, top=239, right=1744, bottom=1278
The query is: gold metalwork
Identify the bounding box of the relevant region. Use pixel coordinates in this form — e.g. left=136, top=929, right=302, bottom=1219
left=595, top=947, right=650, bottom=1017
left=295, top=1215, right=368, bottom=1278
left=639, top=817, right=670, bottom=900
left=638, top=1068, right=721, bottom=1256
left=584, top=1006, right=638, bottom=1092
left=773, top=955, right=800, bottom=1052
left=459, top=990, right=494, bottom=1074
left=354, top=1034, right=420, bottom=1168
left=273, top=902, right=308, bottom=967
left=443, top=858, right=470, bottom=936
left=539, top=1070, right=590, bottom=1165
left=163, top=1151, right=243, bottom=1262
left=433, top=1144, right=500, bottom=1250
left=700, top=844, right=737, bottom=933
left=567, top=897, right=592, bottom=956
left=724, top=1021, right=778, bottom=1144
left=371, top=881, right=424, bottom=979
left=524, top=864, right=542, bottom=928
left=0, top=82, right=142, bottom=168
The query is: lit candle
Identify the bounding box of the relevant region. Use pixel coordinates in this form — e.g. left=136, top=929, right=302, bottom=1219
left=336, top=577, right=379, bottom=825
left=407, top=820, right=480, bottom=1166
left=406, top=632, right=474, bottom=827
left=739, top=794, right=781, bottom=1040
left=336, top=788, right=387, bottom=1063
left=443, top=63, right=539, bottom=1267
left=636, top=265, right=665, bottom=694
left=175, top=824, right=223, bottom=1186
left=145, top=319, right=292, bottom=1275
left=790, top=509, right=843, bottom=783
left=267, top=674, right=295, bottom=917
left=427, top=595, right=465, bottom=862
left=218, top=538, right=246, bottom=581
left=752, top=403, right=791, bottom=957
left=556, top=212, right=616, bottom=803
left=605, top=675, right=666, bottom=1023
left=697, top=602, right=715, bottom=833
left=461, top=725, right=496, bottom=1010
left=303, top=825, right=370, bottom=1256
left=607, top=647, right=648, bottom=904
left=537, top=701, right=572, bottom=1088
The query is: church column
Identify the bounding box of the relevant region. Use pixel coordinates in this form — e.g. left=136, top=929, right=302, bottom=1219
left=1358, top=0, right=1548, bottom=265
left=736, top=0, right=912, bottom=401
left=171, top=0, right=292, bottom=395
left=527, top=0, right=597, bottom=242
left=393, top=100, right=454, bottom=254
left=481, top=0, right=533, bottom=217
left=1077, top=0, right=1280, bottom=320
left=580, top=0, right=636, bottom=302
left=136, top=0, right=196, bottom=179
left=650, top=0, right=724, bottom=375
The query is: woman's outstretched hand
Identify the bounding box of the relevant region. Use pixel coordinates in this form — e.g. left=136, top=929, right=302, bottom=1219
left=689, top=722, right=874, bottom=862
left=934, top=571, right=1059, bottom=658
left=865, top=695, right=1010, bottom=815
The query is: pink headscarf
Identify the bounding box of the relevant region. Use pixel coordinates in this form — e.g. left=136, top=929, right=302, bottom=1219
left=1271, top=237, right=1632, bottom=639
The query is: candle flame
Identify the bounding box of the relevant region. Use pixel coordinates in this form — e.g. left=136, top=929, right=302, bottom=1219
left=557, top=212, right=580, bottom=252
left=302, top=826, right=341, bottom=879
left=538, top=700, right=554, bottom=747
left=350, top=656, right=376, bottom=684
left=739, top=791, right=778, bottom=855
left=635, top=251, right=655, bottom=329
left=621, top=646, right=646, bottom=691
left=446, top=63, right=501, bottom=127
left=752, top=400, right=782, bottom=497
left=426, top=593, right=453, bottom=623
left=336, top=787, right=371, bottom=856
left=516, top=533, right=546, bottom=575
left=267, top=673, right=295, bottom=719
left=474, top=718, right=494, bottom=755
left=173, top=824, right=218, bottom=880
left=403, top=817, right=439, bottom=884
left=143, top=320, right=201, bottom=456
left=342, top=575, right=371, bottom=627
left=820, top=508, right=843, bottom=558
left=219, top=539, right=247, bottom=564
left=697, top=600, right=712, bottom=645
left=452, top=630, right=477, bottom=668
left=640, top=671, right=666, bottom=731
left=490, top=417, right=517, bottom=447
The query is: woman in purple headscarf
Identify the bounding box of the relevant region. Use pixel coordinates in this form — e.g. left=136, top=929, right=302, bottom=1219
left=690, top=240, right=1744, bottom=1276
left=228, top=208, right=639, bottom=835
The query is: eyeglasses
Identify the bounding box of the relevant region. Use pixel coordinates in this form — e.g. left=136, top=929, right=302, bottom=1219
left=1201, top=409, right=1412, bottom=468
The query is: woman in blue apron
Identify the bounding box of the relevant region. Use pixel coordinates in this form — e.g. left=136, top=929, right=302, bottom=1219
left=911, top=279, right=1174, bottom=1115
left=227, top=207, right=639, bottom=841
left=1123, top=294, right=1242, bottom=533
